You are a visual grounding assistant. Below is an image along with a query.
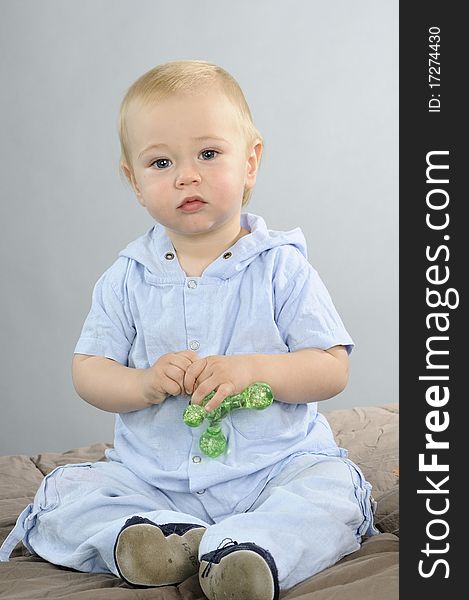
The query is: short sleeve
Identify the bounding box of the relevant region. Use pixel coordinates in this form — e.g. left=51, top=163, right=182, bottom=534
left=74, top=260, right=136, bottom=365
left=274, top=250, right=354, bottom=354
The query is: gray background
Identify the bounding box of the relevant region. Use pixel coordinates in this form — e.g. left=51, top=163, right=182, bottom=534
left=0, top=0, right=398, bottom=455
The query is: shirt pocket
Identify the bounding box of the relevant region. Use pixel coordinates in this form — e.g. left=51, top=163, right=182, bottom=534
left=230, top=401, right=299, bottom=441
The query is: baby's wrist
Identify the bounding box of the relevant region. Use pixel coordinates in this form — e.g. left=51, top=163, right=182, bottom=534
left=243, top=354, right=268, bottom=387
left=139, top=368, right=166, bottom=406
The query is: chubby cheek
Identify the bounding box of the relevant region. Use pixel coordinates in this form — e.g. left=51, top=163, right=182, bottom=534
left=138, top=171, right=164, bottom=195
left=210, top=169, right=246, bottom=203
left=136, top=176, right=166, bottom=206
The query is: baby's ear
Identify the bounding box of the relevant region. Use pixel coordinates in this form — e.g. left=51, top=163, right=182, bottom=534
left=245, top=140, right=263, bottom=189
left=121, top=161, right=143, bottom=200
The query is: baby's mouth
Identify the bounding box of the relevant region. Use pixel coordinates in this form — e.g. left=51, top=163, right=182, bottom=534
left=178, top=196, right=207, bottom=212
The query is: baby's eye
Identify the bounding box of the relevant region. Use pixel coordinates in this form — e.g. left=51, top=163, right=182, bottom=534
left=151, top=158, right=172, bottom=169
left=199, top=149, right=219, bottom=161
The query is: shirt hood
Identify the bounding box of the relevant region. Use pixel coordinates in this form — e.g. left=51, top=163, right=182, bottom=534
left=118, top=212, right=308, bottom=280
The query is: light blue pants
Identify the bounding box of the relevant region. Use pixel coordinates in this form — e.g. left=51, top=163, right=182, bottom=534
left=0, top=454, right=377, bottom=591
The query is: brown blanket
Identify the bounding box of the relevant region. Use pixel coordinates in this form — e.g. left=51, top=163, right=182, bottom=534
left=0, top=405, right=399, bottom=599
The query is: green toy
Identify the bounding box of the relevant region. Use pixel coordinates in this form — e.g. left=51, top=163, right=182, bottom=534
left=183, top=382, right=273, bottom=457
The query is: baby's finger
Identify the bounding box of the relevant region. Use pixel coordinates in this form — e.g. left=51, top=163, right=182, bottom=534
left=169, top=353, right=196, bottom=374
left=177, top=350, right=199, bottom=363
left=184, top=358, right=208, bottom=397
left=164, top=364, right=187, bottom=390
left=204, top=382, right=236, bottom=412
left=162, top=375, right=183, bottom=397
left=189, top=370, right=221, bottom=405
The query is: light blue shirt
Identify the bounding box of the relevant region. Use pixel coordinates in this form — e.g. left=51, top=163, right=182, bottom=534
left=75, top=213, right=354, bottom=520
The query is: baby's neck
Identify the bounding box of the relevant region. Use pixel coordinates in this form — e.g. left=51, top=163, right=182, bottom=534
left=167, top=222, right=249, bottom=277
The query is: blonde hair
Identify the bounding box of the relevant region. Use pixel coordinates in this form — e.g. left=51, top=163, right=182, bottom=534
left=118, top=60, right=263, bottom=205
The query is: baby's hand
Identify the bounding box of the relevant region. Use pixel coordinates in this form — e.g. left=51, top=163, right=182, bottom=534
left=142, top=350, right=198, bottom=405
left=184, top=355, right=254, bottom=412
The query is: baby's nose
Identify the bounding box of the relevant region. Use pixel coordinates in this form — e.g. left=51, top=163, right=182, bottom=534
left=175, top=170, right=202, bottom=187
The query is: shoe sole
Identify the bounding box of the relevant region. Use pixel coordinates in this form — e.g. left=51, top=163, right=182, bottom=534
left=115, top=523, right=205, bottom=586
left=199, top=549, right=275, bottom=600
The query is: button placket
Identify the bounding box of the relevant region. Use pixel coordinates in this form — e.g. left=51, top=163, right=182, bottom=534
left=184, top=277, right=202, bottom=353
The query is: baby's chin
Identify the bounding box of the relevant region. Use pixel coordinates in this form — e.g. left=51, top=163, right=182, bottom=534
left=163, top=212, right=241, bottom=239
left=162, top=218, right=221, bottom=238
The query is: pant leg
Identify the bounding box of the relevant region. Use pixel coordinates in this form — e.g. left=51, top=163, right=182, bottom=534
left=24, top=460, right=212, bottom=575
left=199, top=453, right=378, bottom=591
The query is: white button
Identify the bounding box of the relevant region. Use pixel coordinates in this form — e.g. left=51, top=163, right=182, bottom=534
left=187, top=280, right=197, bottom=289
left=189, top=340, right=200, bottom=351
left=192, top=455, right=202, bottom=463
left=196, top=489, right=206, bottom=494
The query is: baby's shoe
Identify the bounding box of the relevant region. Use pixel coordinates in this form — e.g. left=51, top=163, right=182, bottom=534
left=199, top=539, right=279, bottom=600
left=114, top=515, right=205, bottom=587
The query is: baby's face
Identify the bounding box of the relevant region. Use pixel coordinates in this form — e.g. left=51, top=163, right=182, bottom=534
left=123, top=90, right=259, bottom=238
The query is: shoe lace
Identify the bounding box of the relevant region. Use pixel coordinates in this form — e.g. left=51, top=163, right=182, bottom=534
left=201, top=538, right=238, bottom=578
